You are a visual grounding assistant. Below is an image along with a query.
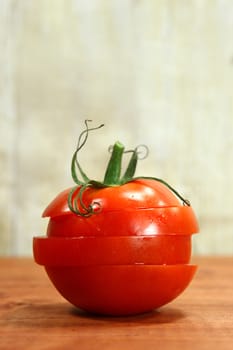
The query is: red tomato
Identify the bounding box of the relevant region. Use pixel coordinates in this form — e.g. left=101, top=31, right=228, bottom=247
left=34, top=180, right=198, bottom=315
left=33, top=124, right=199, bottom=316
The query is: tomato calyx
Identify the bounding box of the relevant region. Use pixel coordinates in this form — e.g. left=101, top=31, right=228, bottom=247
left=68, top=120, right=190, bottom=217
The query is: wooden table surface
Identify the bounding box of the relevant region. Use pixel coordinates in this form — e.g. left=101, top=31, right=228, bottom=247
left=0, top=257, right=232, bottom=350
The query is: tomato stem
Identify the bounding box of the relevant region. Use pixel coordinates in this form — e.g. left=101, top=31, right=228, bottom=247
left=103, top=141, right=125, bottom=186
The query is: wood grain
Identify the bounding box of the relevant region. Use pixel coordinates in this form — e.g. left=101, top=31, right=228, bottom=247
left=0, top=257, right=232, bottom=349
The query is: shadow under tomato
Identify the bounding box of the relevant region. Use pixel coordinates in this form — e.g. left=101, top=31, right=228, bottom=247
left=3, top=301, right=185, bottom=329
left=71, top=305, right=185, bottom=324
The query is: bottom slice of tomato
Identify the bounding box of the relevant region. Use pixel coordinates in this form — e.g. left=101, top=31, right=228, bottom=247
left=45, top=264, right=197, bottom=316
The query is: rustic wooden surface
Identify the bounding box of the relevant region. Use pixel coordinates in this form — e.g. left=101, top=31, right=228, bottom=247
left=0, top=257, right=232, bottom=350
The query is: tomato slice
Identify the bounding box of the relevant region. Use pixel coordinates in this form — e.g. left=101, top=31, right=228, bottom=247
left=33, top=235, right=192, bottom=266
left=45, top=264, right=197, bottom=316
left=46, top=206, right=198, bottom=237
left=42, top=179, right=183, bottom=218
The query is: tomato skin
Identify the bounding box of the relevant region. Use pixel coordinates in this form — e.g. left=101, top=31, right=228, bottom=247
left=45, top=264, right=197, bottom=316
left=33, top=235, right=192, bottom=266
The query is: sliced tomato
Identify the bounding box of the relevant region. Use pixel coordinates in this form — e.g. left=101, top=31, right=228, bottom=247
left=33, top=235, right=192, bottom=266
left=46, top=206, right=198, bottom=237
left=34, top=135, right=199, bottom=316
left=45, top=264, right=197, bottom=316
left=42, top=179, right=183, bottom=218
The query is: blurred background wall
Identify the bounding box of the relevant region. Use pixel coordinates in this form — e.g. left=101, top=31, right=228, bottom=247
left=0, top=0, right=232, bottom=256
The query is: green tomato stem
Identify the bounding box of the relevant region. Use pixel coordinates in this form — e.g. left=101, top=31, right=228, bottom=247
left=103, top=141, right=125, bottom=186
